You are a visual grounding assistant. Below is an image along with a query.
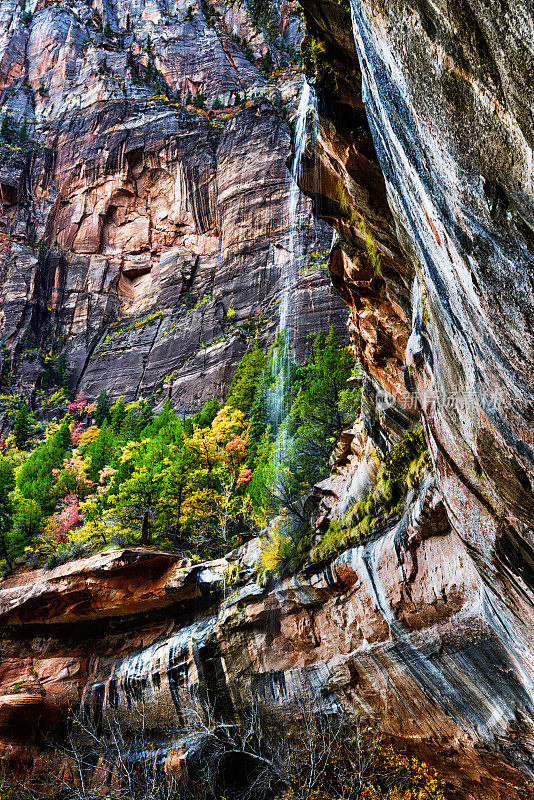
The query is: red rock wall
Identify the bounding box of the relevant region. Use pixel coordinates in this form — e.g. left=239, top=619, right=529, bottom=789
left=0, top=0, right=347, bottom=410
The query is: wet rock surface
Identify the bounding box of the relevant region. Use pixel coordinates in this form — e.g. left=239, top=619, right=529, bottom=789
left=295, top=0, right=534, bottom=790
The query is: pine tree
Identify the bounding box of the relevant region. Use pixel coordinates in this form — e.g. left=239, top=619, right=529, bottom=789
left=104, top=20, right=112, bottom=38
left=212, top=95, right=222, bottom=110
left=13, top=402, right=31, bottom=450
left=119, top=408, right=137, bottom=442
left=193, top=91, right=206, bottom=109
left=10, top=499, right=42, bottom=559
left=86, top=421, right=115, bottom=482
left=110, top=396, right=127, bottom=432
left=186, top=90, right=193, bottom=105
left=226, top=341, right=265, bottom=417
left=56, top=416, right=72, bottom=450
left=95, top=390, right=111, bottom=427
left=135, top=403, right=154, bottom=436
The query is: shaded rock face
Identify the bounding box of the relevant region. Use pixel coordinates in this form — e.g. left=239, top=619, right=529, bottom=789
left=295, top=0, right=534, bottom=790
left=345, top=0, right=534, bottom=588
left=0, top=0, right=346, bottom=409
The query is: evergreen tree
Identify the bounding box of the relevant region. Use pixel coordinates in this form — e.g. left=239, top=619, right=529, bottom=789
left=104, top=20, right=112, bottom=38
left=135, top=403, right=154, bottom=436
left=161, top=429, right=193, bottom=545
left=293, top=326, right=355, bottom=435
left=142, top=399, right=177, bottom=441
left=193, top=91, right=206, bottom=109
left=1, top=114, right=12, bottom=143
left=186, top=90, right=193, bottom=105
left=16, top=419, right=72, bottom=514
left=212, top=95, right=222, bottom=110
left=226, top=341, right=265, bottom=417
left=13, top=402, right=31, bottom=450
left=126, top=12, right=130, bottom=30
left=119, top=407, right=137, bottom=443
left=9, top=499, right=42, bottom=560
left=56, top=416, right=72, bottom=450
left=85, top=421, right=115, bottom=482
left=114, top=437, right=167, bottom=545
left=110, top=396, right=127, bottom=433
left=95, top=390, right=111, bottom=427
left=248, top=372, right=271, bottom=462
left=184, top=398, right=219, bottom=435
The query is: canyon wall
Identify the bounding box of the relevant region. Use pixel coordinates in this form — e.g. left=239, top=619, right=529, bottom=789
left=0, top=0, right=346, bottom=411
left=0, top=0, right=533, bottom=797
left=297, top=0, right=534, bottom=791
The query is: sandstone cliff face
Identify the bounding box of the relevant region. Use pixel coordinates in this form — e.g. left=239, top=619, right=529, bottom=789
left=295, top=0, right=534, bottom=790
left=0, top=0, right=346, bottom=410
left=1, top=525, right=533, bottom=800
left=0, top=0, right=534, bottom=797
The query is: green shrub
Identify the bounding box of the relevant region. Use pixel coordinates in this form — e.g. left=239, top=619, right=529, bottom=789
left=311, top=426, right=430, bottom=562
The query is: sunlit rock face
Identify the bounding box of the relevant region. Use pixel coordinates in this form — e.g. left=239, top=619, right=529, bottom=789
left=0, top=0, right=346, bottom=409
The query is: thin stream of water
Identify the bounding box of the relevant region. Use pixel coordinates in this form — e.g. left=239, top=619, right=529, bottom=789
left=270, top=79, right=318, bottom=470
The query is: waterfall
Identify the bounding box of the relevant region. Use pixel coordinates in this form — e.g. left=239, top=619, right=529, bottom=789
left=269, top=79, right=318, bottom=471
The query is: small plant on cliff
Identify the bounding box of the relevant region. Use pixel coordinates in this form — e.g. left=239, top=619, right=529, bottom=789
left=336, top=180, right=359, bottom=226
left=302, top=36, right=337, bottom=89
left=359, top=215, right=382, bottom=278
left=312, top=426, right=430, bottom=562
left=185, top=4, right=194, bottom=19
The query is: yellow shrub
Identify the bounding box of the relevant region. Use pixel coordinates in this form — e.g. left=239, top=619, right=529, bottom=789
left=77, top=425, right=100, bottom=449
